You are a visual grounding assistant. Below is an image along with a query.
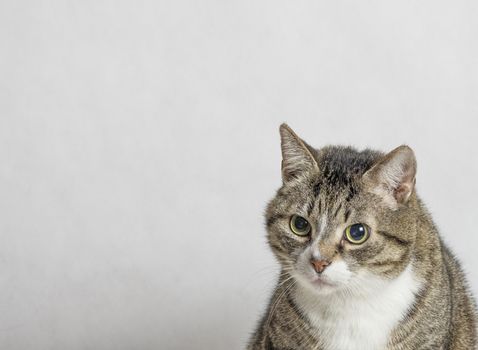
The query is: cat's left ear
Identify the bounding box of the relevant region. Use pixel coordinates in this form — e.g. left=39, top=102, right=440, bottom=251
left=279, top=123, right=319, bottom=183
left=362, top=145, right=417, bottom=209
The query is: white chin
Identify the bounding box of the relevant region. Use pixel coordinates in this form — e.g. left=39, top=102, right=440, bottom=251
left=295, top=273, right=339, bottom=294
left=310, top=278, right=339, bottom=294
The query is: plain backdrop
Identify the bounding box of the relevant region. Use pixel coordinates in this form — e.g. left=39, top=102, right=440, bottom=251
left=1, top=1, right=478, bottom=349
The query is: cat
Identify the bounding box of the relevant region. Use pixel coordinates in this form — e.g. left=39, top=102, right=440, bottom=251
left=247, top=124, right=477, bottom=350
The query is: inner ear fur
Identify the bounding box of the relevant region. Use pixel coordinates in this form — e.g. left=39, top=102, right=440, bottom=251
left=362, top=145, right=417, bottom=209
left=279, top=123, right=319, bottom=183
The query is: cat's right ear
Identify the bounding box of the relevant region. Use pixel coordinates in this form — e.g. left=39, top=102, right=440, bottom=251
left=362, top=145, right=417, bottom=209
left=279, top=123, right=319, bottom=183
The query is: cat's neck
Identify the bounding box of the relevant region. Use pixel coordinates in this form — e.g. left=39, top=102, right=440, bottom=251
left=291, top=264, right=422, bottom=350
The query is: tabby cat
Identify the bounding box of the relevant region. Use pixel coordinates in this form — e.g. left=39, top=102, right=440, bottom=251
left=248, top=124, right=477, bottom=350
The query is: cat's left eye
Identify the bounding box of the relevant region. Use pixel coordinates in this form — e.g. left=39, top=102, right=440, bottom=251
left=344, top=223, right=370, bottom=244
left=290, top=215, right=311, bottom=236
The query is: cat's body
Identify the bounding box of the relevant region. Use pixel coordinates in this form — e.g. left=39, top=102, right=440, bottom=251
left=248, top=124, right=477, bottom=350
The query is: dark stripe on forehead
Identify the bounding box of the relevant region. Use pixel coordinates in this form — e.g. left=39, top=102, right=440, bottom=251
left=344, top=208, right=351, bottom=222
left=377, top=230, right=411, bottom=247
left=306, top=200, right=315, bottom=216
left=313, top=147, right=382, bottom=202
left=313, top=181, right=322, bottom=197
left=333, top=203, right=342, bottom=219
left=345, top=184, right=358, bottom=202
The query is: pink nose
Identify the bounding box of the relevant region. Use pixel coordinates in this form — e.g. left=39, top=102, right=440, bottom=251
left=310, top=259, right=330, bottom=274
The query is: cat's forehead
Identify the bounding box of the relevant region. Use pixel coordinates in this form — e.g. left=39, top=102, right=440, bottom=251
left=278, top=146, right=384, bottom=210
left=314, top=146, right=383, bottom=193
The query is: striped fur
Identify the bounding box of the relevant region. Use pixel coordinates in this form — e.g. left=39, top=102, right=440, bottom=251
left=248, top=124, right=477, bottom=350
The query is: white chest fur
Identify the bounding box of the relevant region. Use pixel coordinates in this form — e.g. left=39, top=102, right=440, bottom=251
left=292, top=264, right=421, bottom=350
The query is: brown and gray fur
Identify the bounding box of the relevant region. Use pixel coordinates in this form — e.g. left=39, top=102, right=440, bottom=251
left=248, top=124, right=477, bottom=350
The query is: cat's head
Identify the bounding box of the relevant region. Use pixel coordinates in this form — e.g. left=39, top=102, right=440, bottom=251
left=266, top=124, right=418, bottom=295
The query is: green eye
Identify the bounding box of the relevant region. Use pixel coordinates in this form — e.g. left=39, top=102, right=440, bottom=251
left=344, top=223, right=370, bottom=244
left=290, top=215, right=311, bottom=236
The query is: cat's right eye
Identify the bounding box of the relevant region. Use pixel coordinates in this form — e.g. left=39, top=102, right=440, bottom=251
left=344, top=223, right=370, bottom=244
left=290, top=215, right=311, bottom=236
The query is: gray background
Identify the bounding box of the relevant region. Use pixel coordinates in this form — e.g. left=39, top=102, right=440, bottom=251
left=1, top=1, right=477, bottom=349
